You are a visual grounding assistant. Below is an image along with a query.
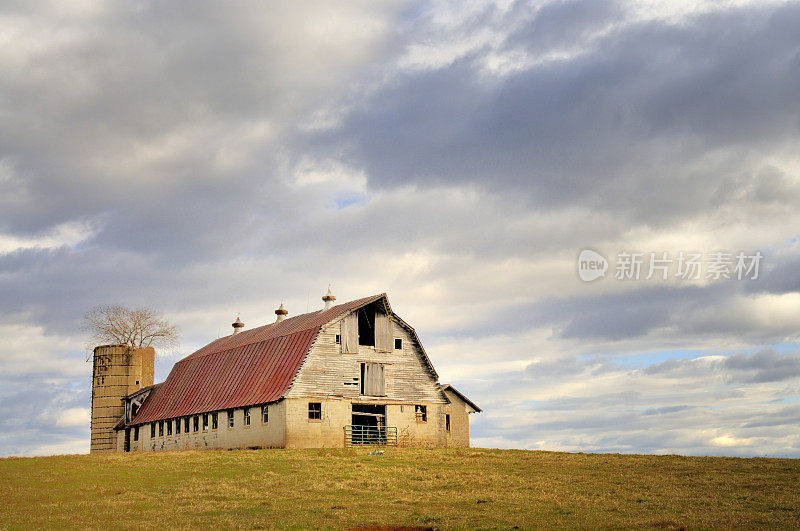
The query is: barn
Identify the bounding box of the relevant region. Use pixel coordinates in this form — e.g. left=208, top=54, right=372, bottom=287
left=89, top=291, right=480, bottom=452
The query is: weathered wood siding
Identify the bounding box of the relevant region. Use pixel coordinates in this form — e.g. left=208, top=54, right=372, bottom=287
left=285, top=313, right=445, bottom=405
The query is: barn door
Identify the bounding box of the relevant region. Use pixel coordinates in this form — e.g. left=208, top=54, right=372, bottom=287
left=341, top=313, right=359, bottom=353
left=375, top=312, right=393, bottom=352
left=361, top=362, right=385, bottom=396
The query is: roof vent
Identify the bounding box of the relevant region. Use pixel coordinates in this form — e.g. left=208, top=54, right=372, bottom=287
left=275, top=302, right=288, bottom=322
left=322, top=286, right=336, bottom=310
left=231, top=316, right=244, bottom=335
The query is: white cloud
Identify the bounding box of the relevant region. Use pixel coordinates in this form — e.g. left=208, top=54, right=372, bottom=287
left=24, top=438, right=89, bottom=457
left=55, top=408, right=90, bottom=429
left=37, top=407, right=90, bottom=429
left=711, top=435, right=752, bottom=447
left=0, top=220, right=97, bottom=254
left=0, top=324, right=88, bottom=377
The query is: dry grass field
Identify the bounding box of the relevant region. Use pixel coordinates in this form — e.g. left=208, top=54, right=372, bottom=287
left=0, top=447, right=798, bottom=529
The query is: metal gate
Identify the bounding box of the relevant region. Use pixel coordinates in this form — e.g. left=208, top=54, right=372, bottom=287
left=344, top=425, right=397, bottom=446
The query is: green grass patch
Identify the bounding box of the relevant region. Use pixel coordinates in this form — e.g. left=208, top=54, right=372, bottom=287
left=0, top=448, right=797, bottom=529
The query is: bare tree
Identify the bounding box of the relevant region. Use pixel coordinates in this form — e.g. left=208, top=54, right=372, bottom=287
left=84, top=304, right=180, bottom=351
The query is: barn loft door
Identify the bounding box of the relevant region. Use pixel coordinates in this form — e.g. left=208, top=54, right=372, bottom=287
left=361, top=362, right=385, bottom=396
left=375, top=312, right=393, bottom=352
left=341, top=313, right=358, bottom=353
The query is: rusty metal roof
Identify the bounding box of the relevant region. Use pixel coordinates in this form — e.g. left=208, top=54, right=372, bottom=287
left=128, top=294, right=387, bottom=425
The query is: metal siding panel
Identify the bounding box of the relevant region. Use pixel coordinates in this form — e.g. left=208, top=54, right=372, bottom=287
left=272, top=330, right=313, bottom=399
left=217, top=349, right=240, bottom=408
left=263, top=336, right=294, bottom=401
left=241, top=340, right=269, bottom=403
left=255, top=338, right=285, bottom=402
left=232, top=341, right=262, bottom=405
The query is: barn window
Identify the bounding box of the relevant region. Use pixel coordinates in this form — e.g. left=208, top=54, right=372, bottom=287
left=202, top=414, right=209, bottom=431
left=175, top=418, right=181, bottom=434
left=150, top=423, right=155, bottom=438
left=360, top=362, right=385, bottom=396
left=262, top=405, right=269, bottom=423
left=166, top=420, right=172, bottom=436
left=335, top=334, right=341, bottom=344
left=308, top=402, right=322, bottom=420
left=184, top=417, right=190, bottom=433
left=394, top=338, right=402, bottom=350
left=227, top=410, right=234, bottom=428
left=415, top=405, right=427, bottom=422
left=244, top=407, right=251, bottom=426
left=193, top=416, right=199, bottom=432
left=212, top=412, right=218, bottom=430
left=446, top=414, right=451, bottom=431
left=158, top=421, right=164, bottom=436
left=134, top=426, right=139, bottom=441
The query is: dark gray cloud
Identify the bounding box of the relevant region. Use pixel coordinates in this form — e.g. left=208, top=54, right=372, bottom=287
left=643, top=405, right=694, bottom=416
left=308, top=1, right=800, bottom=226
left=446, top=278, right=798, bottom=347
left=505, top=0, right=622, bottom=52
left=0, top=1, right=403, bottom=245
left=718, top=349, right=800, bottom=383
left=642, top=357, right=692, bottom=376
left=642, top=348, right=800, bottom=384
left=746, top=251, right=800, bottom=296
left=524, top=354, right=616, bottom=378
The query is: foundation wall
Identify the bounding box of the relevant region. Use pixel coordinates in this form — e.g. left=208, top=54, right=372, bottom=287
left=283, top=398, right=447, bottom=448
left=122, top=401, right=286, bottom=452
left=441, top=389, right=471, bottom=447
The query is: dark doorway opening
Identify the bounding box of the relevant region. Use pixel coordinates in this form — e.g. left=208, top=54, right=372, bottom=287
left=351, top=404, right=386, bottom=445
left=124, top=428, right=131, bottom=452
left=358, top=307, right=375, bottom=346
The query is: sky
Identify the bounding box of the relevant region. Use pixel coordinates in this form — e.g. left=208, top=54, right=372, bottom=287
left=1, top=0, right=799, bottom=457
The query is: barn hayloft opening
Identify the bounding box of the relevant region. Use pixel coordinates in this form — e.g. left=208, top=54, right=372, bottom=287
left=340, top=298, right=393, bottom=354
left=357, top=299, right=388, bottom=347
left=358, top=305, right=375, bottom=346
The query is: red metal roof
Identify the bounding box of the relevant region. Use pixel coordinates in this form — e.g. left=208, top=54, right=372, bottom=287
left=128, top=294, right=386, bottom=425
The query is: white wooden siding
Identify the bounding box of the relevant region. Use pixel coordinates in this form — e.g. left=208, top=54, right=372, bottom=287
left=286, top=313, right=446, bottom=404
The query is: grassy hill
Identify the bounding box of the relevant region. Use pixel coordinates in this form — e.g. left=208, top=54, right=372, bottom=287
left=0, top=448, right=797, bottom=529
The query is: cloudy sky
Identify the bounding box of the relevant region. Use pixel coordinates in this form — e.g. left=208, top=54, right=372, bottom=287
left=2, top=0, right=800, bottom=457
